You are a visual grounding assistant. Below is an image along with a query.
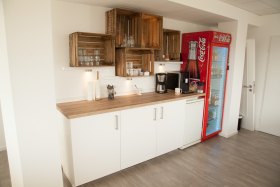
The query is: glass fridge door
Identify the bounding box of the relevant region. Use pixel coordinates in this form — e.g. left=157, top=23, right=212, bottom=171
left=206, top=46, right=228, bottom=136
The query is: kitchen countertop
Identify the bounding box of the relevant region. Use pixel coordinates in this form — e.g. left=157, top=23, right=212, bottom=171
left=57, top=91, right=206, bottom=119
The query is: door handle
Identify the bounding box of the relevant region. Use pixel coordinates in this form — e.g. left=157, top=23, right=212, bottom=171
left=243, top=85, right=252, bottom=88
left=161, top=107, right=163, bottom=119
left=115, top=115, right=118, bottom=130
left=154, top=108, right=157, bottom=121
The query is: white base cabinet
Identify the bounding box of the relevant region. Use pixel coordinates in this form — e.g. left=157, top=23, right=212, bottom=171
left=57, top=98, right=203, bottom=187
left=121, top=105, right=157, bottom=169
left=57, top=111, right=121, bottom=187
left=157, top=100, right=185, bottom=156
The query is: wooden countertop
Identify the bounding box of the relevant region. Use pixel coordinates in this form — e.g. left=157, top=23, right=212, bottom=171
left=57, top=91, right=205, bottom=119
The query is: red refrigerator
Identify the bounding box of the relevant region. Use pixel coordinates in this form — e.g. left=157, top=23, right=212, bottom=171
left=181, top=31, right=231, bottom=142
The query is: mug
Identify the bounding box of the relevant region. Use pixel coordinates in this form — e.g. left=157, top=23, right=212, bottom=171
left=175, top=88, right=182, bottom=95
left=137, top=88, right=142, bottom=95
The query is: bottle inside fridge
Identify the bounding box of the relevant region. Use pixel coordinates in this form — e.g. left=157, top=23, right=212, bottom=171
left=185, top=41, right=200, bottom=80
left=206, top=46, right=228, bottom=136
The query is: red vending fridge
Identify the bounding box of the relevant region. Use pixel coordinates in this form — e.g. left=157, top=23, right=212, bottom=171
left=181, top=31, right=231, bottom=142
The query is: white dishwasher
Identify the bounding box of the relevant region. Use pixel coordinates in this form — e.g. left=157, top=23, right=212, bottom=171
left=180, top=98, right=204, bottom=150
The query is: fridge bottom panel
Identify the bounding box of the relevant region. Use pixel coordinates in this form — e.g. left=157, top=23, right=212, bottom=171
left=206, top=119, right=220, bottom=135
left=201, top=132, right=219, bottom=142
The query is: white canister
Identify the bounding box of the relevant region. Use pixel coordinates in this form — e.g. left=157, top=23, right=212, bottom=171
left=133, top=69, right=138, bottom=76
left=175, top=88, right=182, bottom=95
left=137, top=69, right=141, bottom=76
left=137, top=88, right=142, bottom=95
left=126, top=62, right=133, bottom=69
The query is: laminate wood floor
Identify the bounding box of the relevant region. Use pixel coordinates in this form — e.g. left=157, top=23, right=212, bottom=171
left=1, top=129, right=280, bottom=187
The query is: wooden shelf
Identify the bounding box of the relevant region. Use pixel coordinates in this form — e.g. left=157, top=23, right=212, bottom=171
left=125, top=74, right=154, bottom=78
left=154, top=29, right=181, bottom=61
left=69, top=32, right=115, bottom=67
left=115, top=48, right=154, bottom=77
left=106, top=8, right=163, bottom=49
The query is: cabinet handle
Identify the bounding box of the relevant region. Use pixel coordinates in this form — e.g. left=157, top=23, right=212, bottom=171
left=161, top=107, right=163, bottom=119
left=154, top=108, right=157, bottom=121
left=115, top=115, right=118, bottom=130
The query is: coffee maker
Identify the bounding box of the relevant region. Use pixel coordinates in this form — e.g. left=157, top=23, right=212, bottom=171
left=166, top=71, right=191, bottom=94
left=155, top=73, right=167, bottom=94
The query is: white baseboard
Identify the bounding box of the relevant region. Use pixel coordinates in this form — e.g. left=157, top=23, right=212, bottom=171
left=219, top=131, right=238, bottom=138
left=0, top=146, right=6, bottom=152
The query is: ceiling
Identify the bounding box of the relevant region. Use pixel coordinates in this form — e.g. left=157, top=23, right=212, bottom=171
left=219, top=0, right=280, bottom=15
left=58, top=0, right=235, bottom=27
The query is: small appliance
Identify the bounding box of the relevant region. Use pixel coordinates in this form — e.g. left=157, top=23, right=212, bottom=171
left=166, top=71, right=190, bottom=94
left=155, top=73, right=167, bottom=94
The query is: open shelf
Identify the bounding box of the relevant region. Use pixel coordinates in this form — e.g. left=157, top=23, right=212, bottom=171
left=115, top=48, right=154, bottom=77
left=154, top=29, right=180, bottom=61
left=106, top=8, right=163, bottom=49
left=69, top=32, right=115, bottom=67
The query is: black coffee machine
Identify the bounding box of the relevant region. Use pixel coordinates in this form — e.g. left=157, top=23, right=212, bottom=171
left=166, top=71, right=191, bottom=94
left=155, top=73, right=167, bottom=94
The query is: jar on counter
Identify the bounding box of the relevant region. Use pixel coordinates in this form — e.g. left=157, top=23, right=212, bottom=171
left=197, top=82, right=204, bottom=93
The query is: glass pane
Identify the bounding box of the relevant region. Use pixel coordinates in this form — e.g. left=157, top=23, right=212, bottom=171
left=206, top=46, right=228, bottom=136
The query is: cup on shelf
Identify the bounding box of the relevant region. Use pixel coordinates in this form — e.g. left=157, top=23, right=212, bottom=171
left=126, top=62, right=133, bottom=69
left=89, top=56, right=94, bottom=66
left=130, top=36, right=135, bottom=47
left=94, top=49, right=100, bottom=55
left=83, top=55, right=88, bottom=62
left=82, top=49, right=87, bottom=56
left=78, top=49, right=83, bottom=56
left=95, top=55, right=100, bottom=65
left=133, top=69, right=138, bottom=76
left=137, top=68, right=141, bottom=76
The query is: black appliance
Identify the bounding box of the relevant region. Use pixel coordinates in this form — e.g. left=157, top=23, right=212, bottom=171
left=166, top=71, right=190, bottom=94
left=155, top=73, right=167, bottom=94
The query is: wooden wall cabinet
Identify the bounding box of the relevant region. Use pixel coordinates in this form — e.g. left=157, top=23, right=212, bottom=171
left=106, top=8, right=163, bottom=49
left=69, top=32, right=115, bottom=67
left=154, top=29, right=181, bottom=61
left=115, top=48, right=154, bottom=77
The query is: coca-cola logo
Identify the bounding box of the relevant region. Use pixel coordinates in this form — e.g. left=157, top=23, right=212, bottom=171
left=198, top=37, right=206, bottom=62
left=219, top=34, right=230, bottom=43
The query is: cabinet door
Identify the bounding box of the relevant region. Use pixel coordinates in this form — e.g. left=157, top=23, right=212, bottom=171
left=157, top=100, right=185, bottom=156
left=121, top=105, right=157, bottom=169
left=71, top=111, right=120, bottom=186
left=184, top=100, right=204, bottom=145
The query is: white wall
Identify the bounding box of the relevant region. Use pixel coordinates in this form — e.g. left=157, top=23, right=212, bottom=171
left=247, top=13, right=280, bottom=130
left=0, top=0, right=24, bottom=186
left=218, top=21, right=248, bottom=138
left=2, top=0, right=63, bottom=186
left=51, top=1, right=213, bottom=103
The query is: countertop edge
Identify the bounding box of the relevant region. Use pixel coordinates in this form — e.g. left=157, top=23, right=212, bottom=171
left=58, top=93, right=205, bottom=119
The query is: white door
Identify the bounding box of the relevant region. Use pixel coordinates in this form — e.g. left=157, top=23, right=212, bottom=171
left=240, top=39, right=256, bottom=131
left=71, top=111, right=121, bottom=186
left=121, top=105, right=157, bottom=169
left=157, top=100, right=185, bottom=156
left=184, top=99, right=204, bottom=146
left=259, top=36, right=280, bottom=137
